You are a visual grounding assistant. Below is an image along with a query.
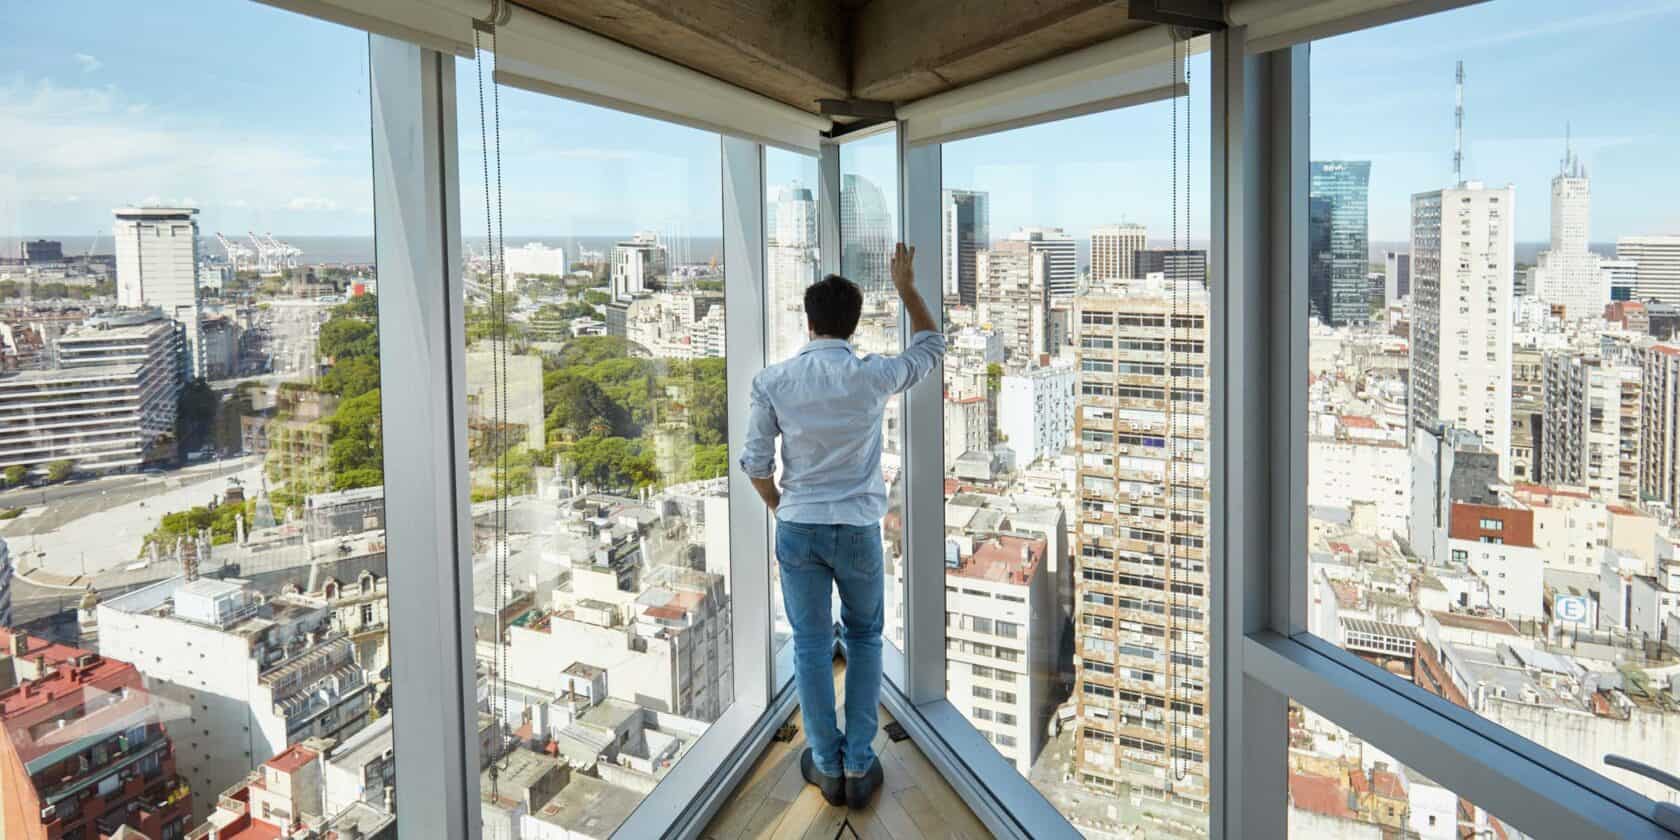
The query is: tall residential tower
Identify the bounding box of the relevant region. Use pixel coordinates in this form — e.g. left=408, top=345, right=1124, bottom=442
left=1409, top=182, right=1516, bottom=477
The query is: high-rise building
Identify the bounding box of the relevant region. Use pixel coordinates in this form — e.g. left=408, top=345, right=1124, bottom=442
left=841, top=173, right=893, bottom=292
left=977, top=240, right=1051, bottom=367
left=1308, top=161, right=1373, bottom=325
left=1530, top=139, right=1607, bottom=319
left=1383, top=250, right=1411, bottom=307
left=769, top=185, right=819, bottom=359
left=1091, top=223, right=1147, bottom=283
left=1541, top=353, right=1641, bottom=502
left=1618, top=235, right=1680, bottom=303
left=1132, top=249, right=1209, bottom=288
left=942, top=189, right=990, bottom=305
left=1409, top=182, right=1516, bottom=477
left=1009, top=227, right=1077, bottom=300
left=0, top=630, right=194, bottom=840
left=1639, top=344, right=1680, bottom=512
left=611, top=232, right=666, bottom=301
left=1071, top=280, right=1210, bottom=811
left=114, top=206, right=203, bottom=379
left=0, top=311, right=182, bottom=473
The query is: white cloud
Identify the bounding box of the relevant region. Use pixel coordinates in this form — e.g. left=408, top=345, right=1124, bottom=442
left=0, top=76, right=371, bottom=233
left=73, top=53, right=102, bottom=74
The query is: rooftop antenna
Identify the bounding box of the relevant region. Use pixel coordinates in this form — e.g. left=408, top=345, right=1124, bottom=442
left=1453, top=60, right=1465, bottom=185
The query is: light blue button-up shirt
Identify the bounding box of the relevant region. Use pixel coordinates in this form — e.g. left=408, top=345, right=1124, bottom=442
left=739, top=330, right=946, bottom=525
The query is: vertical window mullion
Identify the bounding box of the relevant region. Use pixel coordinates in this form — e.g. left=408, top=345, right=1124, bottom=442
left=722, top=135, right=774, bottom=708
left=369, top=34, right=481, bottom=840
left=899, top=133, right=947, bottom=705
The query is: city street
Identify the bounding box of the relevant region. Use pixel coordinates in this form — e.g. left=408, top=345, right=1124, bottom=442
left=0, top=455, right=263, bottom=580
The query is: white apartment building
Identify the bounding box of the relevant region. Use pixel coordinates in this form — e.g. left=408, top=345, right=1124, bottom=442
left=505, top=242, right=567, bottom=278
left=1512, top=484, right=1608, bottom=574
left=611, top=232, right=666, bottom=302
left=1008, top=227, right=1078, bottom=300
left=0, top=311, right=181, bottom=472
left=1541, top=353, right=1640, bottom=502
left=1090, top=223, right=1147, bottom=283
left=114, top=207, right=203, bottom=378
left=323, top=714, right=397, bottom=818
left=505, top=564, right=733, bottom=723
left=943, top=534, right=1056, bottom=774
left=945, top=392, right=991, bottom=465
left=977, top=240, right=1051, bottom=367
left=1529, top=145, right=1606, bottom=320
left=1448, top=503, right=1544, bottom=622
left=1308, top=424, right=1410, bottom=538
left=1618, top=235, right=1680, bottom=303
left=997, top=363, right=1075, bottom=466
left=1639, top=344, right=1680, bottom=512
left=99, top=576, right=374, bottom=821
left=1409, top=182, right=1516, bottom=477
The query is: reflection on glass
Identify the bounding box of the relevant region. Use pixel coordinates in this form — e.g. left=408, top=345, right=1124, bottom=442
left=0, top=5, right=395, bottom=837
left=767, top=149, right=821, bottom=669
left=1306, top=0, right=1680, bottom=811
left=1286, top=700, right=1524, bottom=838
left=939, top=69, right=1212, bottom=835
left=457, top=77, right=731, bottom=835
left=838, top=131, right=909, bottom=653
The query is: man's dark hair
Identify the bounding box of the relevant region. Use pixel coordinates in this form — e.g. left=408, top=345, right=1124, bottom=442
left=804, top=273, right=863, bottom=339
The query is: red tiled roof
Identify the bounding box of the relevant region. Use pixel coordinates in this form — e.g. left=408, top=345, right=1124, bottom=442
left=1430, top=610, right=1519, bottom=635
left=1338, top=414, right=1379, bottom=430
left=950, top=535, right=1046, bottom=585
left=1290, top=770, right=1355, bottom=819
left=1607, top=504, right=1644, bottom=517
left=1370, top=769, right=1406, bottom=800
left=266, top=743, right=318, bottom=774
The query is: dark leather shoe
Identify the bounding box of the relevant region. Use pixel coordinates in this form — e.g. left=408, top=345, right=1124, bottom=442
left=845, top=757, right=884, bottom=809
left=802, top=747, right=846, bottom=806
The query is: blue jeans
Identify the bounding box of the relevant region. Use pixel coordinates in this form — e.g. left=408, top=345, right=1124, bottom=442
left=776, top=520, right=883, bottom=778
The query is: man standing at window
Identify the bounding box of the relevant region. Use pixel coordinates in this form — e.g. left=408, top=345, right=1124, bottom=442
left=740, top=243, right=944, bottom=808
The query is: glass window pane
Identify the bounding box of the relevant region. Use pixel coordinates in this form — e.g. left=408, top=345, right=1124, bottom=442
left=1305, top=0, right=1680, bottom=810
left=838, top=130, right=908, bottom=661
left=940, top=53, right=1211, bottom=834
left=1, top=5, right=396, bottom=837
left=1285, top=699, right=1524, bottom=838
left=766, top=148, right=821, bottom=677
left=455, top=73, right=731, bottom=835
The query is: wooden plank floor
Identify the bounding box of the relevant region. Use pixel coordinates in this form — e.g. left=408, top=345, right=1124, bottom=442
left=703, top=664, right=991, bottom=840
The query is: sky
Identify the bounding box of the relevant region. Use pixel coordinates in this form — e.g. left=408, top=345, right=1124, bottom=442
left=3, top=0, right=1678, bottom=244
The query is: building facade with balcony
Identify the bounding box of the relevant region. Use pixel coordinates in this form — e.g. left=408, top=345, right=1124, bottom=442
left=0, top=630, right=193, bottom=840
left=1071, top=282, right=1211, bottom=814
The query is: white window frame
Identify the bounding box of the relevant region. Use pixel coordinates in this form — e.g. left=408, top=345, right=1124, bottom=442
left=345, top=2, right=1680, bottom=838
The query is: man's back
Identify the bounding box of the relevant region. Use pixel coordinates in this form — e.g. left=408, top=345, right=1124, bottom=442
left=744, top=331, right=944, bottom=525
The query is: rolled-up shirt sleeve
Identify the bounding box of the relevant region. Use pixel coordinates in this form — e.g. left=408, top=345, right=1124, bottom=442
left=738, top=375, right=780, bottom=479
left=873, top=329, right=947, bottom=394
